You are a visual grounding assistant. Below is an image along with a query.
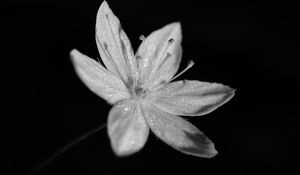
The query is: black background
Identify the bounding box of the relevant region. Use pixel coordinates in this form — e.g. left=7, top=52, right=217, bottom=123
left=3, top=0, right=299, bottom=175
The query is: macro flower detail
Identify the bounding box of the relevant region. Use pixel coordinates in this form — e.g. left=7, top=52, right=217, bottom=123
left=70, top=1, right=235, bottom=157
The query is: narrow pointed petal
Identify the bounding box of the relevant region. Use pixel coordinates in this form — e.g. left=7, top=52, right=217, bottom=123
left=96, top=1, right=137, bottom=83
left=147, top=80, right=235, bottom=116
left=142, top=104, right=217, bottom=158
left=70, top=49, right=129, bottom=104
left=136, top=23, right=182, bottom=90
left=108, top=100, right=149, bottom=156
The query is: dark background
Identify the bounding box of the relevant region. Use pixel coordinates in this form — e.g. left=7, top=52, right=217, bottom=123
left=3, top=0, right=299, bottom=175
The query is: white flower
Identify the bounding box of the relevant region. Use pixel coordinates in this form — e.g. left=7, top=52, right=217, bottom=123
left=70, top=1, right=235, bottom=157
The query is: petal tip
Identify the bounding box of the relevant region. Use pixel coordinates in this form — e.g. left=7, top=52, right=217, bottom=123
left=70, top=49, right=78, bottom=56
left=97, top=0, right=112, bottom=19
left=111, top=144, right=143, bottom=157
left=99, top=0, right=109, bottom=10
left=69, top=49, right=87, bottom=64
left=223, top=86, right=236, bottom=102
left=179, top=131, right=218, bottom=158
left=162, top=22, right=181, bottom=35
left=205, top=143, right=218, bottom=158
left=172, top=22, right=181, bottom=28
left=169, top=22, right=181, bottom=32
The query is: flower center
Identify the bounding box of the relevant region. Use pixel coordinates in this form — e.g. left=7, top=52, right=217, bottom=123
left=134, top=86, right=146, bottom=97
left=127, top=78, right=146, bottom=98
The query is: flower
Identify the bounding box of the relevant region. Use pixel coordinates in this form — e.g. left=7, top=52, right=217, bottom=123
left=70, top=1, right=235, bottom=157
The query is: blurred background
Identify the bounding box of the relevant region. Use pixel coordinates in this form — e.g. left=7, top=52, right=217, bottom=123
left=3, top=0, right=299, bottom=174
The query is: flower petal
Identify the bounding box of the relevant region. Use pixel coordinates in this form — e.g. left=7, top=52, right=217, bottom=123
left=136, top=23, right=182, bottom=90
left=108, top=99, right=149, bottom=156
left=142, top=103, right=217, bottom=158
left=70, top=49, right=129, bottom=104
left=96, top=1, right=137, bottom=84
left=148, top=80, right=235, bottom=116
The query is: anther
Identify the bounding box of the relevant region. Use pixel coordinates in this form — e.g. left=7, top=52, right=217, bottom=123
left=168, top=38, right=174, bottom=44
left=139, top=35, right=145, bottom=41
left=170, top=60, right=195, bottom=81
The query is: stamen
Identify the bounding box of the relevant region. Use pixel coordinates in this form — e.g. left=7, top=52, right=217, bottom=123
left=96, top=57, right=101, bottom=63
left=170, top=60, right=195, bottom=81
left=156, top=38, right=174, bottom=63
